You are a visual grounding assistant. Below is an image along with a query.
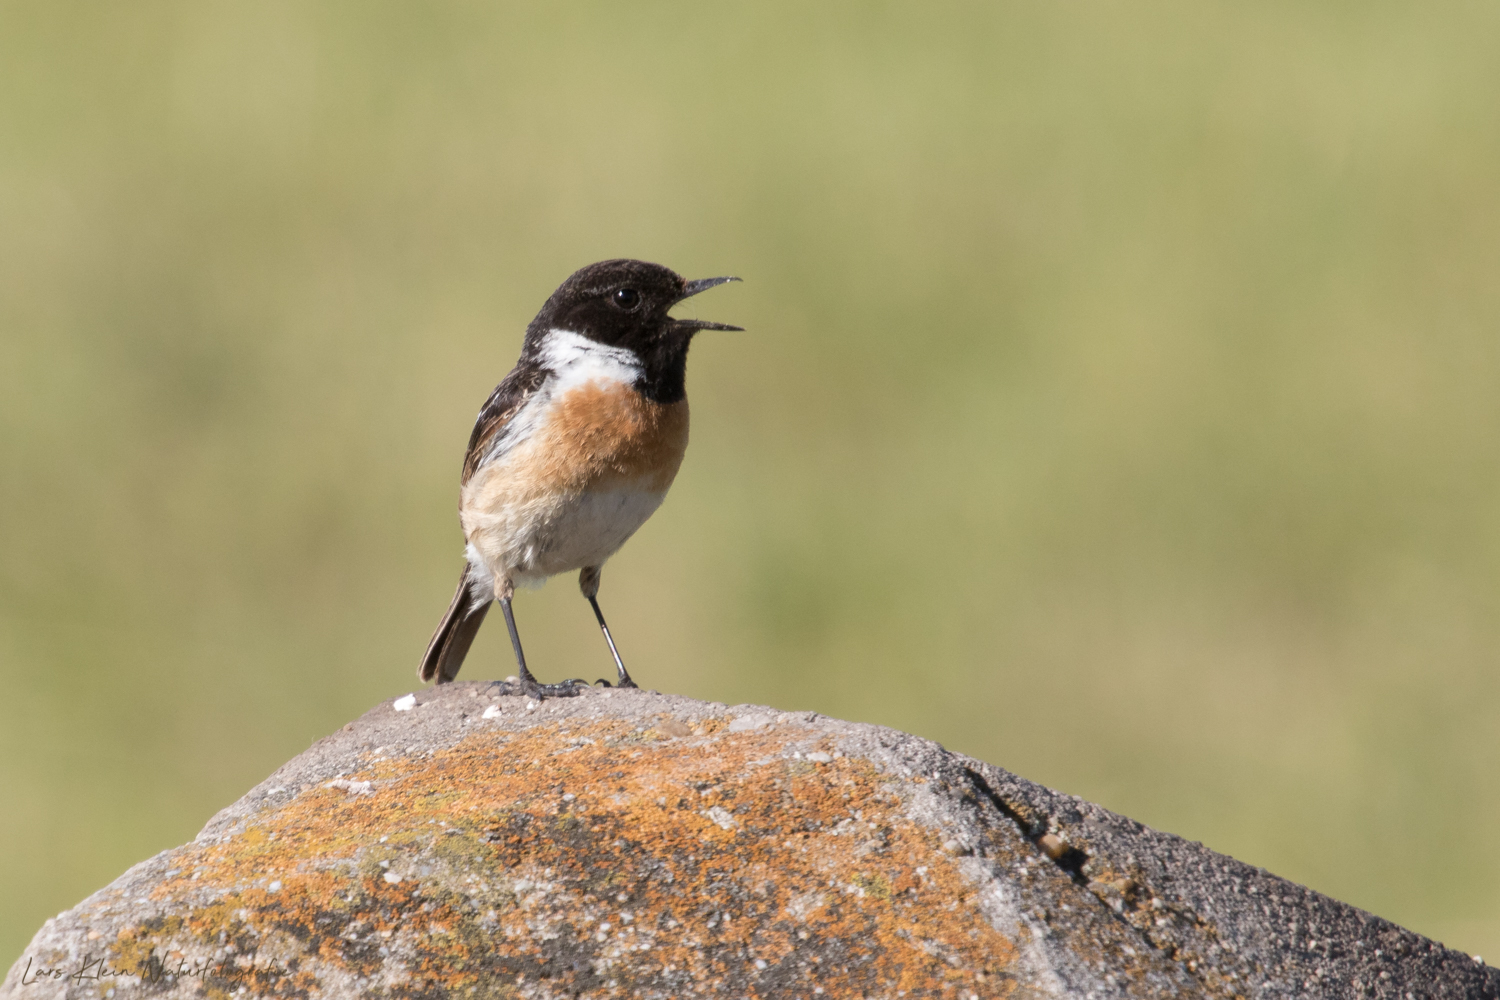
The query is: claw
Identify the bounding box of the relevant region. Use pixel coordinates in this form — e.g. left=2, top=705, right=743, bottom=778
left=494, top=676, right=588, bottom=700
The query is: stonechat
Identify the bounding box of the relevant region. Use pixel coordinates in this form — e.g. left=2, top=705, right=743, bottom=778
left=419, top=259, right=741, bottom=697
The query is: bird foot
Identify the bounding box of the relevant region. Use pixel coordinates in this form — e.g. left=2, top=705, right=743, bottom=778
left=593, top=677, right=639, bottom=689
left=490, top=676, right=589, bottom=700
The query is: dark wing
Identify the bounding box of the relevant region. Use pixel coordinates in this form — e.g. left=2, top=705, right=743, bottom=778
left=461, top=363, right=547, bottom=485
left=418, top=564, right=490, bottom=683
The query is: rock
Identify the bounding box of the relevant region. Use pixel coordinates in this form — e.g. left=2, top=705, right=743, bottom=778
left=5, top=684, right=1495, bottom=999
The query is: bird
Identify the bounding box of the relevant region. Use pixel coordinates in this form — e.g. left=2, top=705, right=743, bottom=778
left=418, top=259, right=741, bottom=698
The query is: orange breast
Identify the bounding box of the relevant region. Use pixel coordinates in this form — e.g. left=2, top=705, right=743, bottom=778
left=464, top=382, right=689, bottom=515
left=545, top=381, right=689, bottom=492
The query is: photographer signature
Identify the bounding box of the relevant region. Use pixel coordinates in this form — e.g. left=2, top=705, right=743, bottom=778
left=18, top=953, right=290, bottom=987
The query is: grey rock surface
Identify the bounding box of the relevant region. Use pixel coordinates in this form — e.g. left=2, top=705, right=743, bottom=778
left=4, top=683, right=1495, bottom=999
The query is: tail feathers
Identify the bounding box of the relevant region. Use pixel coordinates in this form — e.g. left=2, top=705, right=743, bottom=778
left=419, top=567, right=491, bottom=683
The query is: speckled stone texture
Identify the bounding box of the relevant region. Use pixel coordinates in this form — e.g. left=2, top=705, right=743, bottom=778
left=5, top=684, right=1496, bottom=1000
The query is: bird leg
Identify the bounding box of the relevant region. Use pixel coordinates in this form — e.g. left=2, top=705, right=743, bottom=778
left=491, top=575, right=586, bottom=699
left=580, top=566, right=637, bottom=689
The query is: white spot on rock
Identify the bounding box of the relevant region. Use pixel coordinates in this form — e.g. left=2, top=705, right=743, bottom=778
left=325, top=778, right=373, bottom=796
left=482, top=704, right=501, bottom=719
left=785, top=891, right=827, bottom=920
left=393, top=694, right=417, bottom=712
left=728, top=713, right=774, bottom=733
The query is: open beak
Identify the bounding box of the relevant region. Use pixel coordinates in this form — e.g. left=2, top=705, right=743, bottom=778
left=672, top=275, right=743, bottom=331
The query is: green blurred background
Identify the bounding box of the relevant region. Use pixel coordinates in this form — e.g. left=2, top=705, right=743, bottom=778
left=3, top=0, right=1498, bottom=964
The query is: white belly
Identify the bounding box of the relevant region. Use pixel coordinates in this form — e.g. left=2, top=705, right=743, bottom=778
left=465, top=485, right=667, bottom=591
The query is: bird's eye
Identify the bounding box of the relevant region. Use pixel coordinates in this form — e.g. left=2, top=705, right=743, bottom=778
left=611, top=288, right=641, bottom=310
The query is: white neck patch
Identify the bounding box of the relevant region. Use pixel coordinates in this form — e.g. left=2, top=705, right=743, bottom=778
left=538, top=328, right=643, bottom=391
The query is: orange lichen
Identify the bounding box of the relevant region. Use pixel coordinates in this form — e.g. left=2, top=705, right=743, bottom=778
left=109, top=718, right=1031, bottom=998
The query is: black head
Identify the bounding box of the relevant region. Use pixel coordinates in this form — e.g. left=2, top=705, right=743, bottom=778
left=524, top=258, right=741, bottom=402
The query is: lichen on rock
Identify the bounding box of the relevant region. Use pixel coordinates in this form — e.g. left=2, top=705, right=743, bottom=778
left=5, top=685, right=1496, bottom=1000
